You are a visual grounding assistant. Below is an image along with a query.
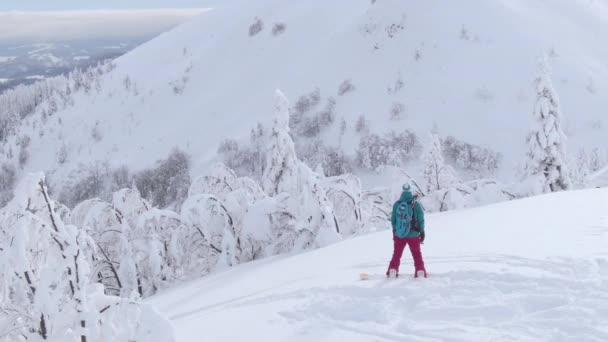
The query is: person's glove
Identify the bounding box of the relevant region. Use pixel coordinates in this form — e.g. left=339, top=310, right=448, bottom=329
left=420, top=231, right=426, bottom=244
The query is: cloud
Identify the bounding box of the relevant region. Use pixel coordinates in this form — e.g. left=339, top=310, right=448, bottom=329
left=0, top=9, right=208, bottom=44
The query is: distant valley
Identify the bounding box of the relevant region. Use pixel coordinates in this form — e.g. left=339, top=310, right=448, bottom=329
left=0, top=38, right=148, bottom=93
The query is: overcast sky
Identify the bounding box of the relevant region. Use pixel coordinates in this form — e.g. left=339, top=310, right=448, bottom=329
left=0, top=8, right=208, bottom=44
left=0, top=0, right=211, bottom=11
left=0, top=1, right=217, bottom=44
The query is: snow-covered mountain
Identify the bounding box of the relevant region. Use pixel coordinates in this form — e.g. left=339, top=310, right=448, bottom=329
left=150, top=187, right=608, bottom=341
left=2, top=2, right=608, bottom=340
left=0, top=8, right=206, bottom=94
left=2, top=0, right=608, bottom=203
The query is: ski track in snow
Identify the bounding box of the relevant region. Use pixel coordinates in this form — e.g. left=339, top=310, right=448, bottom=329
left=159, top=256, right=608, bottom=342
left=150, top=189, right=608, bottom=342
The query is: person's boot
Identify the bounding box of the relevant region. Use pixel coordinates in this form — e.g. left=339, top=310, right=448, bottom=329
left=387, top=269, right=398, bottom=278
left=415, top=269, right=427, bottom=278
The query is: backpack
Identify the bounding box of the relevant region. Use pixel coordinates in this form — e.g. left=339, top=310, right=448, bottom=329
left=394, top=201, right=415, bottom=238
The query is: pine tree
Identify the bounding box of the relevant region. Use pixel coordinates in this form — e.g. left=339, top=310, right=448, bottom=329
left=261, top=89, right=299, bottom=196
left=522, top=56, right=571, bottom=193
left=423, top=133, right=456, bottom=193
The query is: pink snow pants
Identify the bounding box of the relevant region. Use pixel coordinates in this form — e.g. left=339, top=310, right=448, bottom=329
left=387, top=236, right=425, bottom=275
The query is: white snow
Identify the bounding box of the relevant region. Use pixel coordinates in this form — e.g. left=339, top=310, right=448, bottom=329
left=32, top=52, right=62, bottom=65
left=591, top=166, right=608, bottom=188
left=150, top=188, right=608, bottom=341
left=0, top=56, right=16, bottom=63
left=5, top=0, right=608, bottom=190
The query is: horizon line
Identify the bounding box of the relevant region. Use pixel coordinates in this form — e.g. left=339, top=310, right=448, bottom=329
left=0, top=8, right=210, bottom=15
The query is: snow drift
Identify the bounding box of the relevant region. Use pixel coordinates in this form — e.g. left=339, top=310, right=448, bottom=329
left=150, top=187, right=608, bottom=342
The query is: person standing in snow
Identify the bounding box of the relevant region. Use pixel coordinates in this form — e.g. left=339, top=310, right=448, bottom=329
left=387, top=184, right=427, bottom=278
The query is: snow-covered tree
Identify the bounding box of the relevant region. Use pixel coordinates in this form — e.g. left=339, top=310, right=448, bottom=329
left=300, top=165, right=342, bottom=247
left=259, top=90, right=341, bottom=248
left=324, top=174, right=363, bottom=236
left=71, top=198, right=127, bottom=296
left=189, top=163, right=238, bottom=200
left=133, top=208, right=190, bottom=296
left=181, top=194, right=239, bottom=270
left=522, top=56, right=571, bottom=194
left=423, top=133, right=456, bottom=193
left=71, top=189, right=195, bottom=298
left=261, top=89, right=300, bottom=196
left=240, top=193, right=299, bottom=260
left=0, top=174, right=175, bottom=342
left=112, top=188, right=151, bottom=228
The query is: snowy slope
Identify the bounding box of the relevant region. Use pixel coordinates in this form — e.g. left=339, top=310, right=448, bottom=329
left=591, top=166, right=608, bottom=188
left=150, top=188, right=608, bottom=342
left=8, top=0, right=608, bottom=189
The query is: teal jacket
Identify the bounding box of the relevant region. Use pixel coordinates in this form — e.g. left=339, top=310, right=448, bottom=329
left=391, top=191, right=425, bottom=238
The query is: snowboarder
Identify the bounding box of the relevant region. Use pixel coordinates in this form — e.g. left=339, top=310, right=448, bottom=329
left=387, top=184, right=427, bottom=278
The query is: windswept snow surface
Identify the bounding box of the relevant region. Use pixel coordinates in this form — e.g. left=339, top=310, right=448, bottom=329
left=150, top=188, right=608, bottom=342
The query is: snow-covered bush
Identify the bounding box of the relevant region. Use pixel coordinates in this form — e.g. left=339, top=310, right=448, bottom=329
left=442, top=135, right=502, bottom=178
left=571, top=147, right=607, bottom=188
left=338, top=79, right=356, bottom=96
left=421, top=179, right=515, bottom=212
left=58, top=161, right=113, bottom=208
left=272, top=22, right=287, bottom=36
left=181, top=194, right=239, bottom=270
left=71, top=187, right=210, bottom=298
left=56, top=143, right=69, bottom=164
left=71, top=198, right=127, bottom=295
left=134, top=148, right=191, bottom=210
left=291, top=88, right=321, bottom=119
left=423, top=133, right=457, bottom=193
left=133, top=208, right=191, bottom=296
left=324, top=174, right=363, bottom=236
left=0, top=174, right=175, bottom=342
left=390, top=102, right=405, bottom=120
left=112, top=188, right=151, bottom=228
left=290, top=92, right=335, bottom=139
left=360, top=187, right=392, bottom=232
left=0, top=163, right=16, bottom=207
left=217, top=123, right=266, bottom=179
left=189, top=163, right=238, bottom=200
left=355, top=115, right=369, bottom=134
left=318, top=97, right=337, bottom=127
left=356, top=130, right=422, bottom=170
left=15, top=135, right=31, bottom=167
left=240, top=193, right=300, bottom=260
left=296, top=141, right=352, bottom=177
left=249, top=17, right=264, bottom=36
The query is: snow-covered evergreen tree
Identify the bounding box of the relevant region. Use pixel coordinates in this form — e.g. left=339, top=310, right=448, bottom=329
left=522, top=55, right=572, bottom=193
left=423, top=133, right=456, bottom=193
left=261, top=89, right=299, bottom=196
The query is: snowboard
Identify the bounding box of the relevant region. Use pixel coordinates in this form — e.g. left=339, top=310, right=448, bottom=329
left=359, top=273, right=394, bottom=281
left=359, top=271, right=427, bottom=281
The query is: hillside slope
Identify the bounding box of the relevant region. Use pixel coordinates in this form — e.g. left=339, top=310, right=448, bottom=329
left=150, top=188, right=608, bottom=341
left=5, top=0, right=608, bottom=193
